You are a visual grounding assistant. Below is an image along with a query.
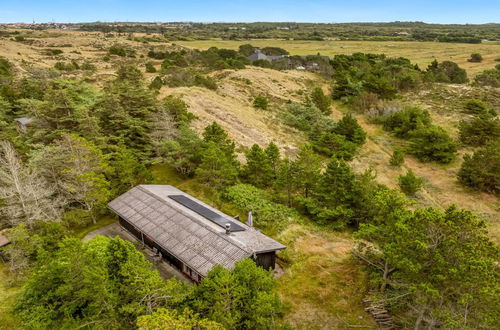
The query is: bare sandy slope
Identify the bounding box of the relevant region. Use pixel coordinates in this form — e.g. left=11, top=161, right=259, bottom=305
left=160, top=67, right=322, bottom=153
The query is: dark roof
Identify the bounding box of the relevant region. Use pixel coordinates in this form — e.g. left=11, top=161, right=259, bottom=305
left=108, top=185, right=285, bottom=276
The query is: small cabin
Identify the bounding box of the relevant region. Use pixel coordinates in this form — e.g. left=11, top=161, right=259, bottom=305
left=108, top=185, right=286, bottom=282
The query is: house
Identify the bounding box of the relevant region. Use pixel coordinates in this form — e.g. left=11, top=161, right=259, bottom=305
left=108, top=185, right=286, bottom=282
left=248, top=49, right=286, bottom=62
left=14, top=117, right=33, bottom=132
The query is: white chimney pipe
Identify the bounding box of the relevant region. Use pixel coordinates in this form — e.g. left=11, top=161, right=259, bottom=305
left=247, top=211, right=253, bottom=227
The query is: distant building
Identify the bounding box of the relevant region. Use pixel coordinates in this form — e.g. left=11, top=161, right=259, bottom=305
left=108, top=185, right=286, bottom=283
left=248, top=49, right=286, bottom=62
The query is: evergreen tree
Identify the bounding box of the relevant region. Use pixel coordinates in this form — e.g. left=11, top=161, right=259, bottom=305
left=190, top=259, right=284, bottom=329
left=202, top=121, right=237, bottom=161
left=310, top=87, right=332, bottom=115
left=243, top=144, right=271, bottom=187
left=293, top=145, right=322, bottom=199
left=398, top=169, right=424, bottom=196
left=458, top=140, right=500, bottom=195
left=307, top=158, right=356, bottom=227
left=333, top=113, right=366, bottom=146
left=264, top=141, right=280, bottom=179
left=195, top=142, right=238, bottom=190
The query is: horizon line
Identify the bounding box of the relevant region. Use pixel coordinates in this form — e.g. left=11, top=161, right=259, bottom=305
left=2, top=20, right=500, bottom=25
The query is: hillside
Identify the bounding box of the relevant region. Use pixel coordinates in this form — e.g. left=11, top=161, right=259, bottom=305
left=0, top=29, right=498, bottom=329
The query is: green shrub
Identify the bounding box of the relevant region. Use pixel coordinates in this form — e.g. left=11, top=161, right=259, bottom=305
left=390, top=148, right=405, bottom=166
left=473, top=66, right=500, bottom=87
left=459, top=115, right=500, bottom=146
left=381, top=106, right=431, bottom=138
left=145, top=62, right=157, bottom=73
left=149, top=76, right=163, bottom=90
left=80, top=61, right=97, bottom=71
left=312, top=132, right=357, bottom=160
left=468, top=53, right=483, bottom=63
left=43, top=48, right=63, bottom=56
left=426, top=60, right=468, bottom=84
left=253, top=95, right=268, bottom=110
left=108, top=45, right=130, bottom=57
left=409, top=126, right=457, bottom=163
left=54, top=61, right=79, bottom=71
left=194, top=74, right=217, bottom=90
left=284, top=103, right=329, bottom=132
left=458, top=140, right=500, bottom=195
left=398, top=169, right=424, bottom=196
left=463, top=99, right=489, bottom=115
left=224, top=184, right=296, bottom=232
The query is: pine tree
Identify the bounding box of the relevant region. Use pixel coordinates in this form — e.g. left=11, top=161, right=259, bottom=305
left=202, top=122, right=237, bottom=161
left=243, top=144, right=270, bottom=187
left=307, top=157, right=356, bottom=227
left=310, top=87, right=332, bottom=115
left=195, top=142, right=238, bottom=190
left=333, top=113, right=366, bottom=146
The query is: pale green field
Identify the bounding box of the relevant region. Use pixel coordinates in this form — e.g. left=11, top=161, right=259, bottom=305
left=176, top=39, right=500, bottom=76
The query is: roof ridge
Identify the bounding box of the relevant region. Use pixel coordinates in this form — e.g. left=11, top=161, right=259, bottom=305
left=136, top=185, right=254, bottom=255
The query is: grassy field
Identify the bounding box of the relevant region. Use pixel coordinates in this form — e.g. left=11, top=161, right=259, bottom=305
left=176, top=39, right=500, bottom=76
left=0, top=262, right=21, bottom=330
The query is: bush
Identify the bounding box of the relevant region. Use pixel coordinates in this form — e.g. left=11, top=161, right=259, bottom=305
left=283, top=103, right=329, bottom=132
left=252, top=59, right=273, bottom=68
left=224, top=184, right=296, bottom=232
left=381, top=106, right=431, bottom=138
left=312, top=132, right=357, bottom=160
left=149, top=76, right=163, bottom=90
left=427, top=60, right=468, bottom=84
left=468, top=53, right=483, bottom=63
left=194, top=74, right=217, bottom=90
left=398, top=169, right=424, bottom=196
left=459, top=115, right=500, bottom=146
left=390, top=148, right=405, bottom=166
left=54, top=61, right=79, bottom=71
left=409, top=126, right=457, bottom=163
left=108, top=45, right=127, bottom=57
left=458, top=140, right=500, bottom=195
left=42, top=48, right=63, bottom=56
left=463, top=99, right=489, bottom=115
left=253, top=95, right=268, bottom=110
left=145, top=62, right=156, bottom=73
left=473, top=66, right=500, bottom=87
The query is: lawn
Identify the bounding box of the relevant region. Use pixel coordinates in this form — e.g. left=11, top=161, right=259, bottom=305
left=176, top=39, right=500, bottom=76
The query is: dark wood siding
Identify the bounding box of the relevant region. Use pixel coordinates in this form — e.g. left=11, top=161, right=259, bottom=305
left=118, top=217, right=183, bottom=272
left=254, top=251, right=276, bottom=270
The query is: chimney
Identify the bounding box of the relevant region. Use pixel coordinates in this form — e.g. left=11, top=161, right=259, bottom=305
left=247, top=211, right=253, bottom=227
left=225, top=223, right=231, bottom=235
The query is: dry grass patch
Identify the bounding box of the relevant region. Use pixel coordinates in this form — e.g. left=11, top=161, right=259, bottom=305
left=277, top=224, right=376, bottom=330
